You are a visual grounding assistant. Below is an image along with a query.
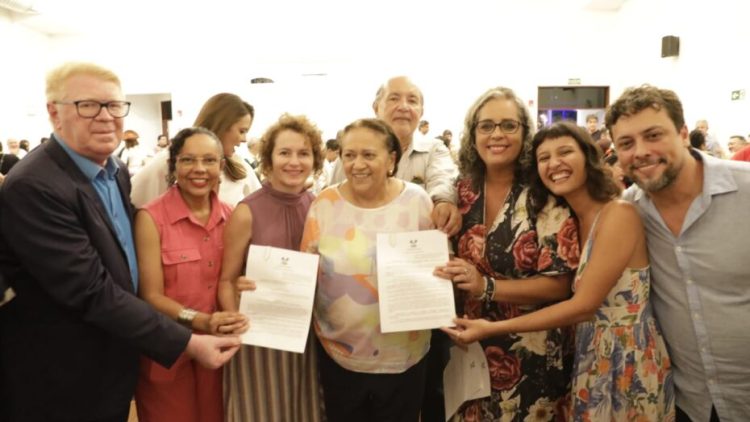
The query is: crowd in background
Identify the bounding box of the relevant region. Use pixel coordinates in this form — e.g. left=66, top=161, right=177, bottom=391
left=0, top=62, right=748, bottom=422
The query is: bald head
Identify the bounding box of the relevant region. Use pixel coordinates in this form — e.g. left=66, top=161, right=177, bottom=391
left=371, top=76, right=425, bottom=147
left=6, top=139, right=19, bottom=153
left=372, top=76, right=424, bottom=109
left=695, top=119, right=709, bottom=135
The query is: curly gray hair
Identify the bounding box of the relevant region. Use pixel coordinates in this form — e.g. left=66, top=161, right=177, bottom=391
left=457, top=86, right=535, bottom=190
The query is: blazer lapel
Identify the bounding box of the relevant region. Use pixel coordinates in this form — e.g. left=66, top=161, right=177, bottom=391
left=45, top=138, right=127, bottom=259
left=114, top=163, right=136, bottom=218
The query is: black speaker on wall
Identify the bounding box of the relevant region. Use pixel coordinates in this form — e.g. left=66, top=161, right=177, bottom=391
left=161, top=100, right=172, bottom=121
left=661, top=35, right=680, bottom=58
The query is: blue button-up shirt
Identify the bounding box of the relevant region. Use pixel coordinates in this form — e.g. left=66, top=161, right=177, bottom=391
left=624, top=150, right=750, bottom=422
left=56, top=135, right=139, bottom=290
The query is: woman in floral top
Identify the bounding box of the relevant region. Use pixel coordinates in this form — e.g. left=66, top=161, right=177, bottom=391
left=301, top=118, right=434, bottom=421
left=435, top=87, right=578, bottom=421
left=445, top=122, right=674, bottom=421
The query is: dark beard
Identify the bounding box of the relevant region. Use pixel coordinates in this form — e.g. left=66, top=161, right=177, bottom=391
left=632, top=159, right=679, bottom=193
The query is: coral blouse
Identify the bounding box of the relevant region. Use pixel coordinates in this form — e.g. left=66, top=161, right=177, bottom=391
left=142, top=185, right=232, bottom=313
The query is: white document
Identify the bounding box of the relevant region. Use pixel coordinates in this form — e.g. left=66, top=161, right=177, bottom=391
left=443, top=343, right=491, bottom=421
left=238, top=245, right=319, bottom=353
left=376, top=230, right=455, bottom=333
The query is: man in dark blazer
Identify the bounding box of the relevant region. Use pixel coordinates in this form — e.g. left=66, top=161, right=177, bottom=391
left=0, top=273, right=12, bottom=307
left=0, top=62, right=240, bottom=422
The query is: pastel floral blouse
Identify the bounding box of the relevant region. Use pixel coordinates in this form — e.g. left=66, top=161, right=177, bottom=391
left=452, top=178, right=579, bottom=422
left=301, top=183, right=434, bottom=374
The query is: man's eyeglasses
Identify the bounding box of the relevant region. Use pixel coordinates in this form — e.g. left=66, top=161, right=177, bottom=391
left=176, top=155, right=222, bottom=167
left=54, top=100, right=131, bottom=118
left=475, top=119, right=523, bottom=135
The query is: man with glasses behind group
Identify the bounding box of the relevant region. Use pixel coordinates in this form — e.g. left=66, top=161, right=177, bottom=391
left=0, top=62, right=240, bottom=422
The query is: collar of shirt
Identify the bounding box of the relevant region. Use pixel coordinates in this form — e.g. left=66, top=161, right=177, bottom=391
left=162, top=185, right=228, bottom=231
left=402, top=133, right=435, bottom=157
left=630, top=148, right=737, bottom=204
left=54, top=134, right=120, bottom=181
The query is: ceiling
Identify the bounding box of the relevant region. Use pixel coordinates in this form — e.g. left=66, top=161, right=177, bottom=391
left=5, top=0, right=628, bottom=38
left=3, top=0, right=629, bottom=78
left=2, top=0, right=640, bottom=96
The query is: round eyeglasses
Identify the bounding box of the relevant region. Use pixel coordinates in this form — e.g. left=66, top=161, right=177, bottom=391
left=175, top=155, right=222, bottom=167
left=54, top=100, right=131, bottom=118
left=475, top=119, right=523, bottom=135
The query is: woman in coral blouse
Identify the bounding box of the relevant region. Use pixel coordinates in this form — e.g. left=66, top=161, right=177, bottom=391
left=134, top=127, right=248, bottom=422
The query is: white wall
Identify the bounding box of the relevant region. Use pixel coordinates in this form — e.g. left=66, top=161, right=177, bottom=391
left=0, top=9, right=52, bottom=148
left=125, top=93, right=171, bottom=152
left=610, top=0, right=750, bottom=148
left=2, top=0, right=749, bottom=151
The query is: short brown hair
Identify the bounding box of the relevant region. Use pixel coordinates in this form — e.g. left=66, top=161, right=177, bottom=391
left=605, top=84, right=685, bottom=133
left=258, top=113, right=324, bottom=178
left=340, top=118, right=403, bottom=176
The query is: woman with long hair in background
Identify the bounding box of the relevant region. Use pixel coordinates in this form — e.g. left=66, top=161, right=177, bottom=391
left=131, top=93, right=261, bottom=207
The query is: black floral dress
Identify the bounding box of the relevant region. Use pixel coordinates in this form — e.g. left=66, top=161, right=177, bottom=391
left=452, top=178, right=579, bottom=422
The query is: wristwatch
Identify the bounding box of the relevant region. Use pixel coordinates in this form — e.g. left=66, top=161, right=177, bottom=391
left=177, top=307, right=198, bottom=328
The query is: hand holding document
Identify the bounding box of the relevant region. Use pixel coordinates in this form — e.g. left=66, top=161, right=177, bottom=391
left=376, top=230, right=455, bottom=333
left=443, top=343, right=491, bottom=421
left=238, top=245, right=319, bottom=353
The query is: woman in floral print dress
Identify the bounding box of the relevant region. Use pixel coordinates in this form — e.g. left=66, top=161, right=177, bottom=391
left=435, top=88, right=578, bottom=421
left=445, top=122, right=674, bottom=421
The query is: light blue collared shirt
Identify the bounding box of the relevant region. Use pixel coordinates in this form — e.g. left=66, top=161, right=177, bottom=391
left=56, top=135, right=139, bottom=291
left=624, top=150, right=750, bottom=422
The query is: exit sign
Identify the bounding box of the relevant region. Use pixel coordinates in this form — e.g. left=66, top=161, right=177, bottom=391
left=731, top=89, right=745, bottom=101
left=568, top=78, right=581, bottom=85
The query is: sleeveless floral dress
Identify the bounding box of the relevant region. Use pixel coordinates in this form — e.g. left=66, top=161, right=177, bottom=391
left=571, top=214, right=675, bottom=421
